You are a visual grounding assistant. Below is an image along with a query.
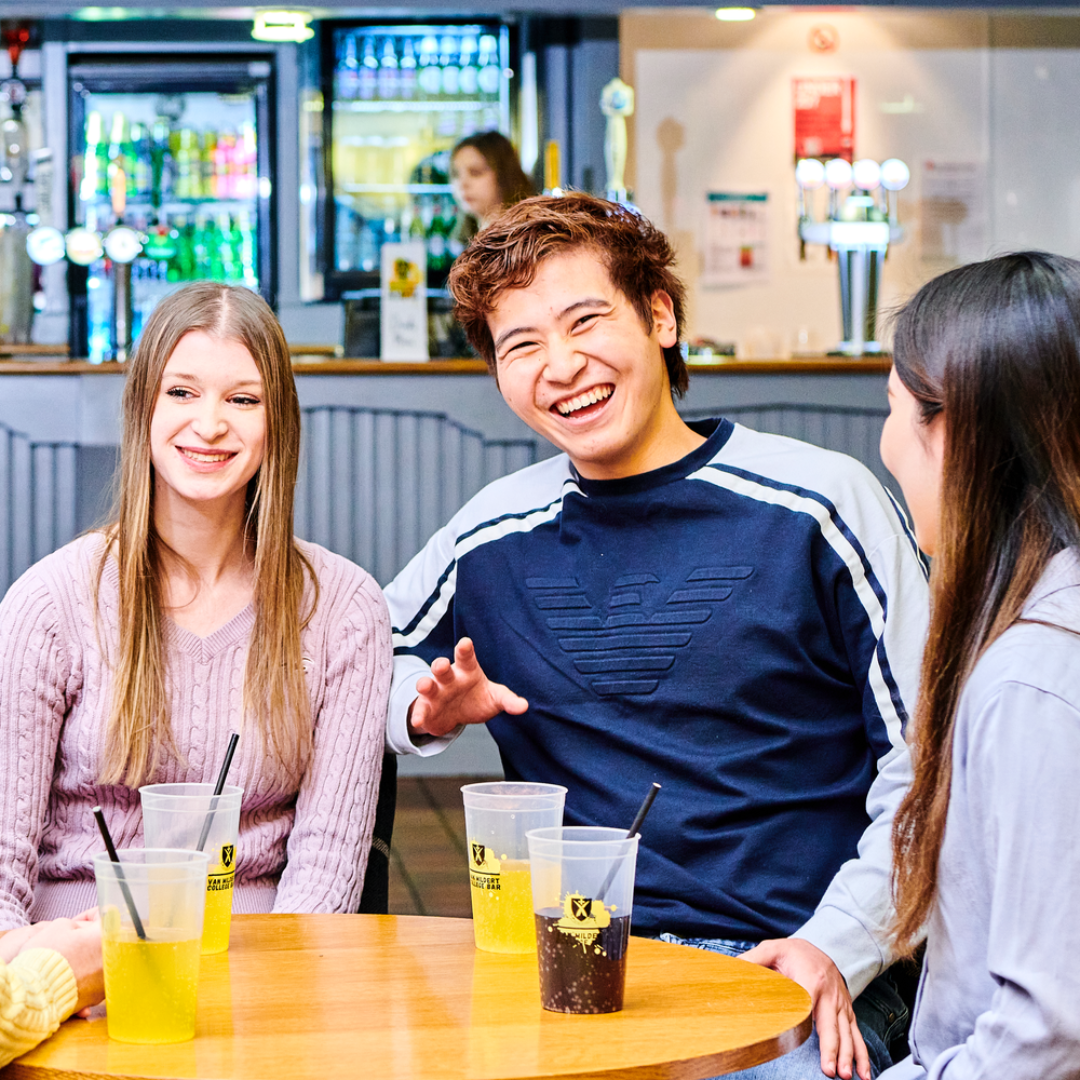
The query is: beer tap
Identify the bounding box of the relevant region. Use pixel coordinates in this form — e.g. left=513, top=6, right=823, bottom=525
left=26, top=160, right=143, bottom=361
left=103, top=160, right=144, bottom=362
left=796, top=155, right=909, bottom=356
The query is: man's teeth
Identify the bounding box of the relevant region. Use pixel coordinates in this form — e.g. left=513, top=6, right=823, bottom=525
left=183, top=449, right=232, bottom=463
left=556, top=386, right=613, bottom=416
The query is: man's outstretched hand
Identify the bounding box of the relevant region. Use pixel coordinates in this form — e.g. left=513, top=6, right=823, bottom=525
left=408, top=637, right=528, bottom=738
left=739, top=938, right=870, bottom=1080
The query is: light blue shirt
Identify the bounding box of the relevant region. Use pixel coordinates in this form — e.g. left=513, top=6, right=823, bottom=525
left=885, top=548, right=1080, bottom=1079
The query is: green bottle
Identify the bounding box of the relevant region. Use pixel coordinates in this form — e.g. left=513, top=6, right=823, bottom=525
left=81, top=110, right=107, bottom=203
left=108, top=112, right=136, bottom=199
left=426, top=196, right=450, bottom=273
left=149, top=118, right=171, bottom=209
left=235, top=209, right=257, bottom=287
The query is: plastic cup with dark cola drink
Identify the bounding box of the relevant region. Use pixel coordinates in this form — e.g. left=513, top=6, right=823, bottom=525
left=526, top=826, right=639, bottom=1014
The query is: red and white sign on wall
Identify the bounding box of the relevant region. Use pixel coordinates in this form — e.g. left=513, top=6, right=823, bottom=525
left=793, top=76, right=855, bottom=162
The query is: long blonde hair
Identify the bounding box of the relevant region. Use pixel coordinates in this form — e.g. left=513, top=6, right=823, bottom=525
left=98, top=282, right=315, bottom=787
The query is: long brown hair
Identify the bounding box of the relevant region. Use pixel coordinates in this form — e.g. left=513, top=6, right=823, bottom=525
left=891, top=252, right=1080, bottom=951
left=448, top=192, right=690, bottom=396
left=452, top=131, right=535, bottom=207
left=98, top=282, right=315, bottom=788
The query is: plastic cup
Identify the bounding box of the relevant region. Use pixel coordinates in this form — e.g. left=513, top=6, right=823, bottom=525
left=93, top=848, right=209, bottom=1044
left=140, top=783, right=243, bottom=954
left=460, top=782, right=567, bottom=954
left=526, top=826, right=639, bottom=1014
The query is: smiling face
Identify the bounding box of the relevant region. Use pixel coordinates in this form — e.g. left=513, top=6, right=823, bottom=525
left=880, top=367, right=946, bottom=556
left=451, top=145, right=502, bottom=224
left=149, top=330, right=267, bottom=519
left=488, top=248, right=702, bottom=480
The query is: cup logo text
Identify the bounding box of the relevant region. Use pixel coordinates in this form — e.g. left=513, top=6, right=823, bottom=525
left=468, top=841, right=502, bottom=890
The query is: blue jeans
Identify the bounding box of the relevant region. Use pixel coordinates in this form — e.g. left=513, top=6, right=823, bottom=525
left=658, top=934, right=905, bottom=1079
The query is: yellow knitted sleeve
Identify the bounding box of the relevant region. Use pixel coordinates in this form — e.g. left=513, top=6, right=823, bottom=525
left=0, top=949, right=78, bottom=1068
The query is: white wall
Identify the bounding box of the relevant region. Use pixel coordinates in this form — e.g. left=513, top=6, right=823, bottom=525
left=623, top=10, right=1080, bottom=356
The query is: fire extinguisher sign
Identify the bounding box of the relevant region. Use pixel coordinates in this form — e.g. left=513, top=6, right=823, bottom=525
left=793, top=77, right=855, bottom=163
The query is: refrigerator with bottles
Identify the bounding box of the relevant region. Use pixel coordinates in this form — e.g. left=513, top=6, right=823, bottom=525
left=67, top=54, right=275, bottom=361
left=322, top=21, right=513, bottom=302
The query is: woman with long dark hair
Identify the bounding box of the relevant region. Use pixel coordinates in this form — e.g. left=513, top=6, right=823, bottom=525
left=0, top=282, right=391, bottom=927
left=450, top=130, right=535, bottom=244
left=880, top=251, right=1080, bottom=1077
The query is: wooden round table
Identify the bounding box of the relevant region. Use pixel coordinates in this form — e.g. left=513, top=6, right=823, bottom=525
left=6, top=914, right=812, bottom=1080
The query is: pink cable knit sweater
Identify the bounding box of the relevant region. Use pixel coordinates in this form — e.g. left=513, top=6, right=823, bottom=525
left=0, top=533, right=392, bottom=928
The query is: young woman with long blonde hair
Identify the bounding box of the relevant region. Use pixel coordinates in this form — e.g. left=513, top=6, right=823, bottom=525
left=0, top=282, right=391, bottom=926
left=879, top=251, right=1080, bottom=1077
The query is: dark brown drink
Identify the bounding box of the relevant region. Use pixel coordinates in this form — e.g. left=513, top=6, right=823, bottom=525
left=535, top=909, right=631, bottom=1013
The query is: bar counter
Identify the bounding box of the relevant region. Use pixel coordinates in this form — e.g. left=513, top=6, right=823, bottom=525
left=0, top=356, right=892, bottom=375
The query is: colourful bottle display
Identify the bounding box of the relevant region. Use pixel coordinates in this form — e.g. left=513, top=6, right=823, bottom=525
left=78, top=102, right=262, bottom=362
left=82, top=111, right=259, bottom=210
left=328, top=23, right=507, bottom=286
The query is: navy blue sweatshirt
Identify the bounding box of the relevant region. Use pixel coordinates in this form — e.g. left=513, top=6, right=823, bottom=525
left=386, top=419, right=928, bottom=993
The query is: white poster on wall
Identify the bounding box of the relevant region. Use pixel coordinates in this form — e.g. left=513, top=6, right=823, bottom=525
left=920, top=161, right=987, bottom=265
left=380, top=241, right=428, bottom=361
left=702, top=192, right=770, bottom=287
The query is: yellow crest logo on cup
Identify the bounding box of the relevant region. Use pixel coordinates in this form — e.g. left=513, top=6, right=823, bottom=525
left=468, top=841, right=501, bottom=890
left=221, top=844, right=235, bottom=870
left=555, top=893, right=614, bottom=953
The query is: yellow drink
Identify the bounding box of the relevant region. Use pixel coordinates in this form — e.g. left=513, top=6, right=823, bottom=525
left=201, top=870, right=234, bottom=954
left=470, top=859, right=536, bottom=953
left=103, top=928, right=201, bottom=1044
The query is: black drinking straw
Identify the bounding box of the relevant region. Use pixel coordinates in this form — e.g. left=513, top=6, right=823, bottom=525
left=196, top=731, right=240, bottom=853
left=599, top=782, right=661, bottom=902
left=625, top=783, right=662, bottom=841
left=93, top=805, right=147, bottom=941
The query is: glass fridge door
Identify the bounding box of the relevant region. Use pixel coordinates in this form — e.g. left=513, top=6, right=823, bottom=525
left=68, top=56, right=274, bottom=361
left=322, top=21, right=512, bottom=300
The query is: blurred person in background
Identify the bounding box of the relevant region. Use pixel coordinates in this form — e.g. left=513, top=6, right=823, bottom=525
left=450, top=130, right=535, bottom=246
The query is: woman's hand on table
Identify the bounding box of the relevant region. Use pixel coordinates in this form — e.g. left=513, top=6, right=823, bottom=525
left=1, top=910, right=104, bottom=1015
left=408, top=637, right=528, bottom=738
left=739, top=937, right=870, bottom=1080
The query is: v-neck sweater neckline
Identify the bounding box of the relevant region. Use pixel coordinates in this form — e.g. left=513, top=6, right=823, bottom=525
left=164, top=604, right=256, bottom=661
left=99, top=547, right=255, bottom=662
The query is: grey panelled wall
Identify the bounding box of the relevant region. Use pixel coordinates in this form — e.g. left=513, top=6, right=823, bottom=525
left=0, top=420, right=78, bottom=594
left=0, top=402, right=891, bottom=599
left=295, top=407, right=539, bottom=587
left=682, top=404, right=894, bottom=492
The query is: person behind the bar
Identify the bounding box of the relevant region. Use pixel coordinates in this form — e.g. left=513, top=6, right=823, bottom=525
left=878, top=252, right=1080, bottom=1079
left=0, top=281, right=392, bottom=928
left=0, top=912, right=103, bottom=1068
left=384, top=194, right=930, bottom=1080
left=449, top=130, right=535, bottom=244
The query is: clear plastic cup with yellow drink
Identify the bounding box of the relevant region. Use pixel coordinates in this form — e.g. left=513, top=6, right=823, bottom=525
left=461, top=782, right=566, bottom=953
left=141, top=782, right=243, bottom=954
left=93, top=848, right=209, bottom=1043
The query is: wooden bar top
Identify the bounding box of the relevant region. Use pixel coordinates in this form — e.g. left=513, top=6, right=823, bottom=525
left=0, top=357, right=892, bottom=376
left=6, top=914, right=812, bottom=1080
